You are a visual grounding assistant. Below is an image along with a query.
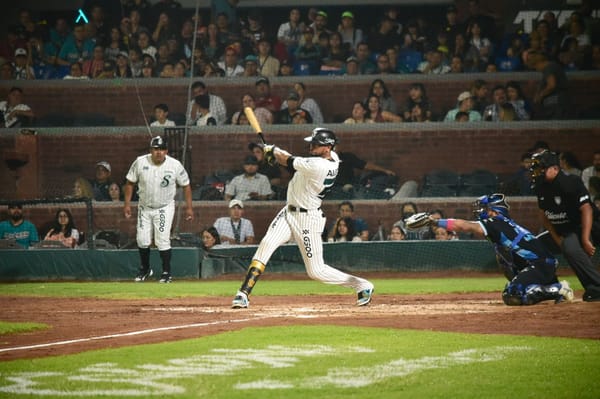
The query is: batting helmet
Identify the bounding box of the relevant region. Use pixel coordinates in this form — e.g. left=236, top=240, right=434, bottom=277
left=473, top=193, right=510, bottom=220
left=303, top=127, right=338, bottom=147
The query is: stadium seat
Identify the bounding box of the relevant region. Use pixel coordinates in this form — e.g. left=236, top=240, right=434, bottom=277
left=420, top=169, right=460, bottom=197
left=458, top=169, right=498, bottom=197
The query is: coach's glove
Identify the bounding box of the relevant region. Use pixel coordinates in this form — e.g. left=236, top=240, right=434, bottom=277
left=405, top=212, right=433, bottom=230
left=263, top=145, right=277, bottom=166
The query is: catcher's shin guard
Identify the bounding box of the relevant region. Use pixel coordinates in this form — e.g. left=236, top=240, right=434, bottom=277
left=503, top=282, right=561, bottom=306
left=239, top=260, right=266, bottom=296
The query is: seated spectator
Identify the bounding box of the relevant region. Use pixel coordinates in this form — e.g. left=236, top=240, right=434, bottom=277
left=105, top=26, right=125, bottom=62
left=240, top=55, right=259, bottom=77
left=417, top=49, right=451, bottom=74
left=200, top=226, right=221, bottom=250
left=328, top=217, right=362, bottom=242
left=407, top=103, right=431, bottom=122
left=187, top=81, right=227, bottom=126
left=275, top=90, right=312, bottom=124
left=96, top=60, right=117, bottom=79
left=294, top=27, right=321, bottom=72
left=581, top=150, right=600, bottom=196
left=89, top=161, right=112, bottom=201
left=403, top=83, right=432, bottom=121
left=590, top=44, right=600, bottom=70
left=505, top=81, right=531, bottom=121
left=193, top=94, right=217, bottom=126
left=0, top=86, right=34, bottom=128
left=469, top=79, right=489, bottom=115
left=374, top=53, right=394, bottom=74
left=280, top=82, right=324, bottom=124
left=137, top=30, right=157, bottom=60
left=434, top=225, right=457, bottom=240
left=0, top=203, right=39, bottom=248
left=57, top=23, right=95, bottom=68
left=321, top=31, right=348, bottom=71
left=83, top=44, right=106, bottom=78
left=291, top=110, right=310, bottom=124
left=422, top=209, right=445, bottom=240
left=365, top=95, right=402, bottom=123
left=0, top=62, right=14, bottom=80
left=502, top=151, right=534, bottom=196
left=498, top=103, right=517, bottom=121
left=43, top=208, right=80, bottom=248
left=278, top=59, right=293, bottom=76
left=355, top=41, right=376, bottom=75
left=443, top=91, right=482, bottom=122
left=73, top=177, right=95, bottom=199
left=128, top=46, right=143, bottom=77
left=12, top=48, right=35, bottom=80
left=248, top=142, right=282, bottom=187
left=344, top=101, right=374, bottom=124
left=338, top=11, right=363, bottom=52
left=388, top=223, right=406, bottom=241
left=559, top=151, right=583, bottom=177
left=366, top=79, right=397, bottom=114
left=455, top=111, right=470, bottom=122
left=369, top=16, right=400, bottom=54
left=158, top=62, right=175, bottom=78
left=385, top=47, right=409, bottom=74
left=277, top=7, right=305, bottom=57
left=214, top=199, right=255, bottom=245
left=255, top=76, right=282, bottom=114
left=150, top=103, right=175, bottom=127
left=217, top=45, right=244, bottom=77
left=558, top=37, right=585, bottom=71
left=328, top=201, right=369, bottom=241
left=449, top=55, right=464, bottom=73
left=140, top=61, right=155, bottom=78
left=230, top=93, right=272, bottom=125
left=115, top=52, right=133, bottom=78
left=224, top=155, right=273, bottom=201
left=464, top=21, right=494, bottom=72
left=482, top=85, right=508, bottom=121
left=108, top=182, right=122, bottom=201
left=256, top=37, right=280, bottom=77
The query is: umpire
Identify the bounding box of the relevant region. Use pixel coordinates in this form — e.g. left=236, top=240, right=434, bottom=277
left=531, top=150, right=600, bottom=302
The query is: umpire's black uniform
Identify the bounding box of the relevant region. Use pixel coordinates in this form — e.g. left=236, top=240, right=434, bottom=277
left=535, top=165, right=600, bottom=302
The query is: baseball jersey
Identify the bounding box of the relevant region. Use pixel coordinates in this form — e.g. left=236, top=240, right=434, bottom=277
left=535, top=171, right=592, bottom=235
left=0, top=220, right=39, bottom=248
left=214, top=217, right=254, bottom=244
left=0, top=101, right=32, bottom=128
left=287, top=151, right=339, bottom=210
left=126, top=154, right=190, bottom=208
left=478, top=215, right=554, bottom=270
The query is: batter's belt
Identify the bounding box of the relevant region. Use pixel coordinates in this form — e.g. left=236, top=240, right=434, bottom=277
left=288, top=205, right=321, bottom=213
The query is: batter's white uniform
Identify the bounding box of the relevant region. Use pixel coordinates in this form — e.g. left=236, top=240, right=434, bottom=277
left=125, top=154, right=190, bottom=250
left=253, top=150, right=373, bottom=293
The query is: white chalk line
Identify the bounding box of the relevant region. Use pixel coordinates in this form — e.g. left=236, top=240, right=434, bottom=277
left=0, top=315, right=271, bottom=354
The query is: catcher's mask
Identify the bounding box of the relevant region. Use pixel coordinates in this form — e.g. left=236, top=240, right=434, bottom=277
left=529, top=150, right=559, bottom=190
left=473, top=193, right=510, bottom=219
left=304, top=127, right=338, bottom=148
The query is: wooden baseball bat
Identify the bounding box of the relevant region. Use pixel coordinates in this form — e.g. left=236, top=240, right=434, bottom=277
left=244, top=106, right=267, bottom=145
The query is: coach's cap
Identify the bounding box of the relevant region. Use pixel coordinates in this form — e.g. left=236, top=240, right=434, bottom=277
left=14, top=48, right=27, bottom=57
left=457, top=91, right=472, bottom=103
left=150, top=136, right=167, bottom=149
left=244, top=155, right=258, bottom=165
left=255, top=76, right=269, bottom=86
left=96, top=161, right=111, bottom=172
left=229, top=199, right=244, bottom=209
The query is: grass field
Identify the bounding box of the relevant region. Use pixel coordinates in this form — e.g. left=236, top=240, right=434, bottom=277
left=0, top=276, right=598, bottom=399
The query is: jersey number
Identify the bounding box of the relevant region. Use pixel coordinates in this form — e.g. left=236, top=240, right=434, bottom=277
left=318, top=177, right=336, bottom=198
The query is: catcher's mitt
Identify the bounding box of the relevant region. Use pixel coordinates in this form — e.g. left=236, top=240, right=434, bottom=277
left=405, top=212, right=433, bottom=230
left=263, top=145, right=277, bottom=167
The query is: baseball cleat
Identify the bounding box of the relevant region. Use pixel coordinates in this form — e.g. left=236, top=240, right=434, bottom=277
left=357, top=288, right=374, bottom=306
left=134, top=268, right=153, bottom=282
left=159, top=272, right=172, bottom=283
left=557, top=280, right=574, bottom=303
left=232, top=291, right=249, bottom=309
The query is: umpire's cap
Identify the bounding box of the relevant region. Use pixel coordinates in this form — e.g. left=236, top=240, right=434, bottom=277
left=304, top=127, right=338, bottom=147
left=150, top=136, right=167, bottom=149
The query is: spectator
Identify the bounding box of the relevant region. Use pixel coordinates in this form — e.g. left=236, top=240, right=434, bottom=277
left=277, top=7, right=305, bottom=55
left=558, top=37, right=584, bottom=71
left=452, top=32, right=468, bottom=62
left=374, top=53, right=394, bottom=75
left=495, top=31, right=525, bottom=72
left=559, top=151, right=583, bottom=177
left=187, top=80, right=227, bottom=126
left=90, top=161, right=113, bottom=201
left=140, top=60, right=155, bottom=78
left=63, top=61, right=89, bottom=80
left=57, top=23, right=95, bottom=67
left=248, top=142, right=282, bottom=187
left=385, top=47, right=409, bottom=74
left=0, top=26, right=26, bottom=64
left=73, top=177, right=95, bottom=199
left=155, top=42, right=175, bottom=73
left=581, top=150, right=600, bottom=197
left=498, top=102, right=517, bottom=121
left=108, top=182, right=122, bottom=202
left=417, top=49, right=451, bottom=74
left=280, top=82, right=324, bottom=124
left=214, top=199, right=255, bottom=245
left=0, top=62, right=14, bottom=80
left=12, top=48, right=35, bottom=80
left=128, top=46, right=143, bottom=77
left=321, top=31, right=348, bottom=71
left=396, top=202, right=428, bottom=240
left=240, top=55, right=259, bottom=77
left=365, top=79, right=397, bottom=114
left=444, top=91, right=482, bottom=122
left=328, top=217, right=362, bottom=242
left=256, top=38, right=279, bottom=77
left=464, top=21, right=494, bottom=72
left=217, top=44, right=244, bottom=77
left=275, top=90, right=312, bottom=124
left=365, top=95, right=402, bottom=123
left=434, top=225, right=457, bottom=241
left=152, top=12, right=177, bottom=45
left=343, top=56, right=359, bottom=75
left=150, top=103, right=175, bottom=127
left=311, top=10, right=332, bottom=45
left=403, top=83, right=432, bottom=121
left=401, top=20, right=427, bottom=53
left=526, top=51, right=570, bottom=120
left=338, top=11, right=363, bottom=53
left=137, top=30, right=157, bottom=60
left=193, top=94, right=217, bottom=126
left=202, top=23, right=222, bottom=61
left=43, top=208, right=80, bottom=248
left=97, top=60, right=117, bottom=79
left=294, top=27, right=321, bottom=72
left=503, top=151, right=534, bottom=196
left=482, top=85, right=508, bottom=122
left=462, top=0, right=496, bottom=40
left=442, top=5, right=463, bottom=47
left=255, top=76, right=282, bottom=114
left=355, top=41, right=376, bottom=75
left=388, top=223, right=406, bottom=241
left=105, top=27, right=125, bottom=62
left=230, top=93, right=272, bottom=125
left=560, top=17, right=591, bottom=52
left=291, top=110, right=310, bottom=124
left=0, top=87, right=34, bottom=128
left=407, top=103, right=431, bottom=122
left=329, top=201, right=369, bottom=241
left=200, top=226, right=221, bottom=250
left=369, top=16, right=400, bottom=54
left=469, top=79, right=489, bottom=115
left=0, top=203, right=39, bottom=248
left=115, top=51, right=133, bottom=78
left=278, top=58, right=293, bottom=76
left=224, top=155, right=273, bottom=201
left=343, top=101, right=374, bottom=124
left=454, top=111, right=469, bottom=122
left=505, top=81, right=531, bottom=121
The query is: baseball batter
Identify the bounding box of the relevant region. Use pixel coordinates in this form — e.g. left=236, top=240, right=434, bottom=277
left=123, top=136, right=193, bottom=283
left=231, top=128, right=374, bottom=308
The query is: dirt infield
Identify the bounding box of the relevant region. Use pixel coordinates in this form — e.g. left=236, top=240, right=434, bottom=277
left=1, top=277, right=599, bottom=362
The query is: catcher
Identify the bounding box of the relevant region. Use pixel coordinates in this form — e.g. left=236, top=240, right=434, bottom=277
left=405, top=193, right=574, bottom=305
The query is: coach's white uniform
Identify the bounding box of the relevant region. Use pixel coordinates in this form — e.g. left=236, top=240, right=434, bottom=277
left=254, top=150, right=373, bottom=293
left=126, top=154, right=190, bottom=250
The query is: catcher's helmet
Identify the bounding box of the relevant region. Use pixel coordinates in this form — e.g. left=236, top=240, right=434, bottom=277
left=303, top=127, right=338, bottom=147
left=473, top=193, right=510, bottom=220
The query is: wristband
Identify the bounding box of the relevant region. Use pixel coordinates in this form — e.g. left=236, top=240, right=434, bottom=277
left=437, top=219, right=456, bottom=231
